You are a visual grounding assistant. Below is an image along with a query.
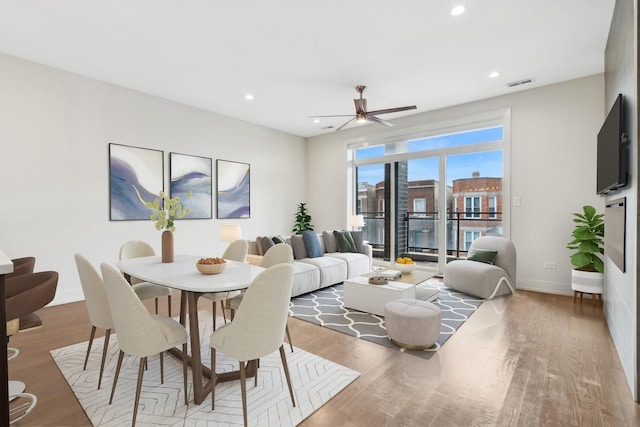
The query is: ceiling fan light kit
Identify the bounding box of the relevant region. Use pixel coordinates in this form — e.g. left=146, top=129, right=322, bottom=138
left=310, top=85, right=417, bottom=131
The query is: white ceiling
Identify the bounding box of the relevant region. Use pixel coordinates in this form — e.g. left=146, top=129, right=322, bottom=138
left=0, top=1, right=615, bottom=138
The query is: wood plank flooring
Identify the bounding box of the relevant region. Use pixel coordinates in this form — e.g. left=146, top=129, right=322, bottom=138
left=7, top=289, right=640, bottom=426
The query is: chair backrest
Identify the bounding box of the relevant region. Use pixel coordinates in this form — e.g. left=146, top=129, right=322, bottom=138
left=261, top=243, right=293, bottom=268
left=223, top=239, right=249, bottom=262
left=5, top=271, right=58, bottom=322
left=100, top=263, right=169, bottom=357
left=6, top=257, right=36, bottom=280
left=469, top=236, right=517, bottom=282
left=74, top=254, right=114, bottom=330
left=214, top=264, right=294, bottom=360
left=118, top=241, right=156, bottom=284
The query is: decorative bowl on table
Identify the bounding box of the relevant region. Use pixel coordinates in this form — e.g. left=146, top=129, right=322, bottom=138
left=394, top=257, right=416, bottom=274
left=196, top=257, right=226, bottom=275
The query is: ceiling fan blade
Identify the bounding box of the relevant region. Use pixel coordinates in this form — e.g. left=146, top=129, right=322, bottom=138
left=367, top=105, right=417, bottom=115
left=308, top=114, right=356, bottom=118
left=336, top=117, right=356, bottom=131
left=367, top=115, right=394, bottom=127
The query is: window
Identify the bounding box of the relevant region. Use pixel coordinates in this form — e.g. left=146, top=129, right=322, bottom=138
left=464, top=231, right=480, bottom=251
left=465, top=196, right=480, bottom=218
left=488, top=196, right=497, bottom=218
left=413, top=198, right=426, bottom=215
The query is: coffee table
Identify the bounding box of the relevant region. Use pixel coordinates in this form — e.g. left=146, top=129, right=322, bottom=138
left=343, top=270, right=438, bottom=316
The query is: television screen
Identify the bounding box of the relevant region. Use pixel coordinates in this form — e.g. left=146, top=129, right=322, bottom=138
left=596, top=93, right=627, bottom=195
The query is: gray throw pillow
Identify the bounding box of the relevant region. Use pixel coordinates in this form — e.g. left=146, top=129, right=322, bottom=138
left=302, top=230, right=323, bottom=258
left=261, top=236, right=276, bottom=254
left=350, top=231, right=364, bottom=254
left=290, top=235, right=308, bottom=260
left=256, top=236, right=266, bottom=256
left=272, top=235, right=287, bottom=245
left=323, top=231, right=338, bottom=253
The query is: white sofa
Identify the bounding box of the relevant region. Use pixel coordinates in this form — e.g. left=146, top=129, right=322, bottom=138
left=246, top=231, right=373, bottom=297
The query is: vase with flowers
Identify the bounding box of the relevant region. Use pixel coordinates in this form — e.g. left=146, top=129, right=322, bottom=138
left=136, top=189, right=192, bottom=263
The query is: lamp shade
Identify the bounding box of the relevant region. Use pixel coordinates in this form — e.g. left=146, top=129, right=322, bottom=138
left=220, top=224, right=242, bottom=242
left=350, top=214, right=365, bottom=228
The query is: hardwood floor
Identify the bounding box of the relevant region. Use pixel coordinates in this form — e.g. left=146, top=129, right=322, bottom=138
left=8, top=289, right=640, bottom=426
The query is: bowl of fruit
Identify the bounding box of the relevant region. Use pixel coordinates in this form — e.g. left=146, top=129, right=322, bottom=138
left=394, top=257, right=416, bottom=273
left=196, top=257, right=226, bottom=275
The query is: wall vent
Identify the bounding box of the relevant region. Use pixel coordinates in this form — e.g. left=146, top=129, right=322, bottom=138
left=506, top=78, right=535, bottom=88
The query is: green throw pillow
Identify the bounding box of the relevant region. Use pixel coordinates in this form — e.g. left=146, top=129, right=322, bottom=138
left=467, top=248, right=498, bottom=265
left=334, top=230, right=357, bottom=253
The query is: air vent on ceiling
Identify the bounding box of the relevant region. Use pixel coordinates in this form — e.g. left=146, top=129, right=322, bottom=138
left=506, top=78, right=535, bottom=88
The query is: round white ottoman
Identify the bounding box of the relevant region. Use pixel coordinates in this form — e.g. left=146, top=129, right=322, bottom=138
left=384, top=299, right=441, bottom=350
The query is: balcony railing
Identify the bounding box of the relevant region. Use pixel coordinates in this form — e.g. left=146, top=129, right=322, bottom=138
left=359, top=211, right=503, bottom=262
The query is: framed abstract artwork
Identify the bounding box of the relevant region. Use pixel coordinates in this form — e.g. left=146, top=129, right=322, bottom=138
left=109, top=143, right=164, bottom=220
left=170, top=152, right=212, bottom=219
left=216, top=159, right=250, bottom=219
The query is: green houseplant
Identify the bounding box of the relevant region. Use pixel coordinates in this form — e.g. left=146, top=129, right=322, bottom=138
left=292, top=202, right=314, bottom=235
left=566, top=205, right=604, bottom=272
left=566, top=205, right=604, bottom=298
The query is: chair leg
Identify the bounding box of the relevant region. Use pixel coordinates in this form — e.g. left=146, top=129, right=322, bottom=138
left=132, top=357, right=147, bottom=427
left=160, top=351, right=164, bottom=384
left=98, top=329, right=112, bottom=389
left=155, top=297, right=159, bottom=314
left=182, top=343, right=188, bottom=405
left=109, top=350, right=125, bottom=404
left=211, top=348, right=216, bottom=410
left=279, top=345, right=296, bottom=407
left=168, top=294, right=172, bottom=317
left=212, top=302, right=217, bottom=330
left=220, top=300, right=228, bottom=324
left=285, top=322, right=294, bottom=353
left=83, top=326, right=97, bottom=370
left=239, top=361, right=248, bottom=427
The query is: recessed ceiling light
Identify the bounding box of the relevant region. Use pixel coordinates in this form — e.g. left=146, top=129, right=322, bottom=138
left=451, top=5, right=466, bottom=15
left=313, top=119, right=320, bottom=123
left=489, top=71, right=500, bottom=78
left=245, top=94, right=254, bottom=101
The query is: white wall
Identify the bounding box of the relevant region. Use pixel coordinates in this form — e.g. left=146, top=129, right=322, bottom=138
left=0, top=53, right=307, bottom=305
left=307, top=75, right=606, bottom=297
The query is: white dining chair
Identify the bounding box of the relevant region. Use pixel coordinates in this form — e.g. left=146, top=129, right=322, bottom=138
left=74, top=253, right=115, bottom=389
left=210, top=263, right=295, bottom=427
left=119, top=240, right=172, bottom=316
left=229, top=243, right=295, bottom=351
left=201, top=239, right=249, bottom=329
left=100, top=263, right=189, bottom=427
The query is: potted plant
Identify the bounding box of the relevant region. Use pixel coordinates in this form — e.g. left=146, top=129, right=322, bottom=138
left=292, top=202, right=314, bottom=235
left=566, top=205, right=605, bottom=296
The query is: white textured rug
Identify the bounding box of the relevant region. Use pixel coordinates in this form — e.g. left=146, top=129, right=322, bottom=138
left=51, top=310, right=359, bottom=426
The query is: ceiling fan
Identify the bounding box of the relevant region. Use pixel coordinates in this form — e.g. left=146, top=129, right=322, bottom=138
left=310, top=85, right=417, bottom=131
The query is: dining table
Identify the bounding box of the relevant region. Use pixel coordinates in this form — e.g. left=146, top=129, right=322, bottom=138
left=116, top=254, right=265, bottom=404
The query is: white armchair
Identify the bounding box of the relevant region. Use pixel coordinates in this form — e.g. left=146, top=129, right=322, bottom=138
left=444, top=236, right=517, bottom=299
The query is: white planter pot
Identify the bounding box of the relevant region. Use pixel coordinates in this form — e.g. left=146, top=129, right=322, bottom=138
left=571, top=269, right=604, bottom=294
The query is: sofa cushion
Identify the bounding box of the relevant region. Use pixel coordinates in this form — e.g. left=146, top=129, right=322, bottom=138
left=272, top=235, right=287, bottom=245
left=334, top=230, right=357, bottom=253
left=302, top=230, right=323, bottom=258
left=467, top=248, right=499, bottom=265
left=323, top=231, right=338, bottom=253
left=350, top=230, right=364, bottom=254
left=290, top=235, right=308, bottom=260
left=257, top=236, right=275, bottom=256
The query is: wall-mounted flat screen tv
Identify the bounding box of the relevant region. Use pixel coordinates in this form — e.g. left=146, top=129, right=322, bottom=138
left=597, top=93, right=628, bottom=195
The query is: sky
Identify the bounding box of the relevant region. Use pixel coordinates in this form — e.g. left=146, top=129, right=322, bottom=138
left=356, top=127, right=503, bottom=186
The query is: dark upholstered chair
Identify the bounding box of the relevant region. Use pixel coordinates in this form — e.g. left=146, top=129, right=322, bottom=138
left=6, top=271, right=58, bottom=331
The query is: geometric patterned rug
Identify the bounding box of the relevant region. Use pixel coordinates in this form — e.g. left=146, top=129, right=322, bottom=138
left=289, top=279, right=483, bottom=360
left=50, top=310, right=359, bottom=427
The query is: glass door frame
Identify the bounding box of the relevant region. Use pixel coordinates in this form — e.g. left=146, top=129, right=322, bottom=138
left=347, top=108, right=511, bottom=272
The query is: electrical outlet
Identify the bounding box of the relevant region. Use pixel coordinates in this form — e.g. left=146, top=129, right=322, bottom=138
left=543, top=262, right=557, bottom=269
